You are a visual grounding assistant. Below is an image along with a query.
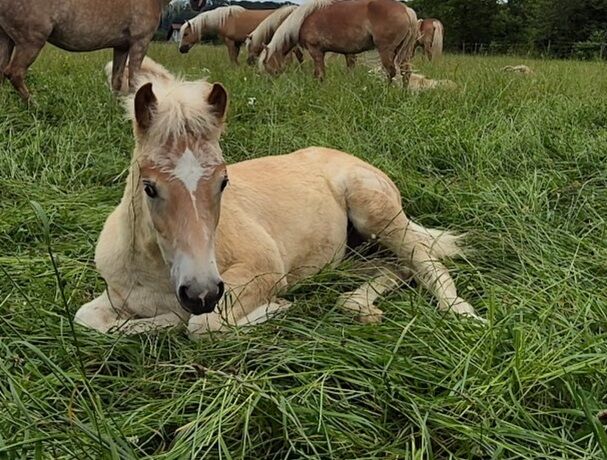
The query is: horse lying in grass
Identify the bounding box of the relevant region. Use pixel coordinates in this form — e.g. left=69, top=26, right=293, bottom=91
left=0, top=0, right=172, bottom=100
left=179, top=6, right=273, bottom=64
left=75, top=59, right=481, bottom=337
left=417, top=18, right=444, bottom=61
left=260, top=0, right=417, bottom=84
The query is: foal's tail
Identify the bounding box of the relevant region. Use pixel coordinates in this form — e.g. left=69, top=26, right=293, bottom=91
left=431, top=20, right=444, bottom=60
left=407, top=222, right=465, bottom=260
left=103, top=57, right=175, bottom=93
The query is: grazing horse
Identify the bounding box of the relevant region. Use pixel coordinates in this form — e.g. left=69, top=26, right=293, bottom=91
left=417, top=18, right=444, bottom=61
left=0, top=0, right=172, bottom=101
left=74, top=59, right=481, bottom=337
left=245, top=6, right=303, bottom=65
left=245, top=5, right=355, bottom=69
left=260, top=0, right=418, bottom=85
left=179, top=6, right=274, bottom=64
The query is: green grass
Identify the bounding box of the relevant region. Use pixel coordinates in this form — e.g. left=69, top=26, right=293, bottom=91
left=2, top=43, right=607, bottom=458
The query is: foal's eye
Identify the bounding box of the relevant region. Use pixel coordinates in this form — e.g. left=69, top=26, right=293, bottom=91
left=220, top=177, right=229, bottom=192
left=143, top=182, right=158, bottom=198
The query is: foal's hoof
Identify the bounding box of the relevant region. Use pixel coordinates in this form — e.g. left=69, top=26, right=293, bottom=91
left=336, top=293, right=384, bottom=324
left=449, top=299, right=487, bottom=324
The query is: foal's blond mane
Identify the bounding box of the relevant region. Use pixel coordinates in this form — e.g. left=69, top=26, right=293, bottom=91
left=124, top=65, right=221, bottom=152
left=189, top=5, right=246, bottom=38
left=261, top=0, right=339, bottom=63
left=246, top=5, right=297, bottom=53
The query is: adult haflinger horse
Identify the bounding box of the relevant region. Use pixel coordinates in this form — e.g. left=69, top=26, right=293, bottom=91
left=245, top=5, right=302, bottom=65
left=0, top=0, right=181, bottom=101
left=417, top=18, right=444, bottom=61
left=179, top=6, right=274, bottom=64
left=245, top=5, right=355, bottom=69
left=74, top=59, right=482, bottom=337
left=260, top=0, right=417, bottom=84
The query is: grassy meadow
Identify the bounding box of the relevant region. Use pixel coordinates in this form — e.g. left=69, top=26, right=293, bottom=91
left=1, top=43, right=607, bottom=458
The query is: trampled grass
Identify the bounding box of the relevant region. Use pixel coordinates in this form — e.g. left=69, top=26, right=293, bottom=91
left=1, top=43, right=607, bottom=458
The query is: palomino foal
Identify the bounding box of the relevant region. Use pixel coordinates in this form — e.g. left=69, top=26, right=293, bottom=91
left=75, top=61, right=481, bottom=337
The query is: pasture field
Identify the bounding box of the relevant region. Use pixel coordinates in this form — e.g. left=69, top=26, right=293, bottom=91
left=1, top=43, right=607, bottom=459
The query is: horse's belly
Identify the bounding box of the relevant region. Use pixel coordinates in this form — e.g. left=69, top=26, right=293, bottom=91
left=48, top=29, right=128, bottom=51
left=301, top=15, right=373, bottom=54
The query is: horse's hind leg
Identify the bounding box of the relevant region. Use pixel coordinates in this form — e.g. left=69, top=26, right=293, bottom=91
left=111, top=47, right=129, bottom=93
left=337, top=262, right=410, bottom=323
left=377, top=47, right=397, bottom=83
left=345, top=168, right=480, bottom=319
left=127, top=38, right=152, bottom=92
left=0, top=29, right=14, bottom=86
left=4, top=40, right=45, bottom=101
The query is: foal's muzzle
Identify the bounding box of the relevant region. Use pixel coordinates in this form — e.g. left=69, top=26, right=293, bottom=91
left=179, top=45, right=191, bottom=54
left=177, top=281, right=224, bottom=315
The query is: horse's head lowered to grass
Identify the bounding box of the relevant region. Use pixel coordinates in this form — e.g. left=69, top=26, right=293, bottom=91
left=128, top=74, right=229, bottom=315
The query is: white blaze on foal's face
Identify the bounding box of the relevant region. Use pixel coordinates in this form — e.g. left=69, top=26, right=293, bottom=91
left=133, top=82, right=229, bottom=316
left=139, top=143, right=228, bottom=315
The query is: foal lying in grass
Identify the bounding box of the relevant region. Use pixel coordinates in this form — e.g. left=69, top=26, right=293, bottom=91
left=75, top=60, right=482, bottom=338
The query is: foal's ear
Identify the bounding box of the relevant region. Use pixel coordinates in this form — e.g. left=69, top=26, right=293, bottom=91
left=207, top=83, right=228, bottom=122
left=134, top=83, right=157, bottom=131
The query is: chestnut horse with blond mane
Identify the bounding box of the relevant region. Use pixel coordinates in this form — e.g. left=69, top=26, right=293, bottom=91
left=245, top=4, right=356, bottom=69
left=179, top=6, right=274, bottom=64
left=417, top=18, right=444, bottom=61
left=245, top=5, right=303, bottom=65
left=74, top=58, right=482, bottom=337
left=260, top=0, right=417, bottom=83
left=0, top=0, right=178, bottom=100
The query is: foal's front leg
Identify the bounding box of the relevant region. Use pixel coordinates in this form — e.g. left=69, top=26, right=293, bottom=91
left=74, top=290, right=186, bottom=334
left=187, top=264, right=289, bottom=337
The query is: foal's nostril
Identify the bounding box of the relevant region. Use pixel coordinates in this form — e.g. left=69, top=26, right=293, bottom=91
left=177, top=283, right=221, bottom=315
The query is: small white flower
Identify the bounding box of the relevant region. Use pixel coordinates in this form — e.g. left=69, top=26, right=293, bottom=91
left=247, top=97, right=256, bottom=106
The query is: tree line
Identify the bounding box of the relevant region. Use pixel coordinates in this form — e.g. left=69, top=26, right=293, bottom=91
left=409, top=0, right=607, bottom=58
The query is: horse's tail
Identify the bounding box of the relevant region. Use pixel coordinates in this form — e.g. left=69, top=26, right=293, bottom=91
left=394, top=7, right=418, bottom=71
left=104, top=57, right=175, bottom=94
left=262, top=0, right=336, bottom=66
left=431, top=19, right=444, bottom=60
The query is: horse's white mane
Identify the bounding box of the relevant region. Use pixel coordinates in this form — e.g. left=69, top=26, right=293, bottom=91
left=189, top=5, right=245, bottom=38
left=121, top=59, right=219, bottom=148
left=246, top=5, right=297, bottom=53
left=261, top=0, right=338, bottom=63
